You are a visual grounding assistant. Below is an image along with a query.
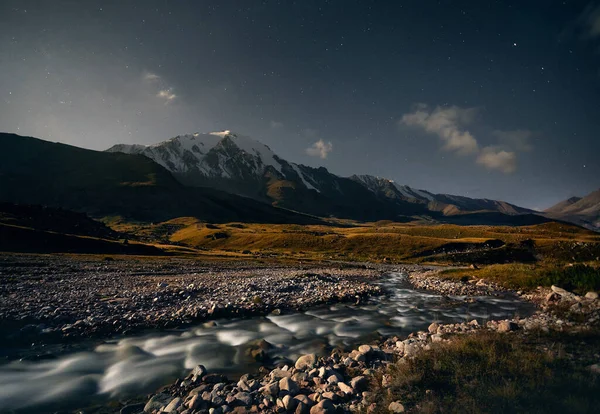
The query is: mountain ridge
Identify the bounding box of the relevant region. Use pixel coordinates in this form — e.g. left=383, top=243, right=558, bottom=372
left=107, top=131, right=538, bottom=221
left=545, top=189, right=600, bottom=231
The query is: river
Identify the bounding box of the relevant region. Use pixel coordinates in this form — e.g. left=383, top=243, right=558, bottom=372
left=0, top=272, right=535, bottom=412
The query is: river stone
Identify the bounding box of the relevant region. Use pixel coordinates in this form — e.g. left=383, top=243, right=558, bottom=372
left=585, top=292, right=599, bottom=300
left=388, top=401, right=405, bottom=413
left=144, top=393, right=172, bottom=413
left=358, top=344, right=372, bottom=354
left=295, top=401, right=310, bottom=414
left=428, top=323, right=439, bottom=334
left=338, top=382, right=353, bottom=394
left=192, top=364, right=207, bottom=381
left=551, top=285, right=570, bottom=296
left=350, top=376, right=368, bottom=391
left=163, top=397, right=182, bottom=412
left=283, top=394, right=298, bottom=411
left=279, top=377, right=300, bottom=395
left=294, top=394, right=312, bottom=406
left=295, top=353, right=317, bottom=370
left=327, top=372, right=343, bottom=385
left=431, top=334, right=443, bottom=343
left=271, top=368, right=292, bottom=380
left=262, top=381, right=279, bottom=396
left=497, top=320, right=518, bottom=333
left=310, top=399, right=335, bottom=414
left=234, top=392, right=253, bottom=406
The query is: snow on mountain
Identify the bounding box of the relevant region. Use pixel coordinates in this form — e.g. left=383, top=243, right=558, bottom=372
left=107, top=131, right=537, bottom=219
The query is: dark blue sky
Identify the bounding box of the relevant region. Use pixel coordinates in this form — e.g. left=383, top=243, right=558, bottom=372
left=1, top=0, right=598, bottom=209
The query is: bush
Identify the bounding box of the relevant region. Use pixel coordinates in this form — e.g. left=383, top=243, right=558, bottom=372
left=369, top=332, right=600, bottom=413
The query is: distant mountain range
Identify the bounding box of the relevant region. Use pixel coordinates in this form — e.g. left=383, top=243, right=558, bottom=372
left=0, top=133, right=318, bottom=224
left=545, top=189, right=600, bottom=231
left=0, top=131, right=591, bottom=229
left=106, top=131, right=543, bottom=225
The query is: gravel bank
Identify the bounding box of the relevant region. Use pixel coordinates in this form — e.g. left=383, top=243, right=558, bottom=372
left=0, top=254, right=387, bottom=353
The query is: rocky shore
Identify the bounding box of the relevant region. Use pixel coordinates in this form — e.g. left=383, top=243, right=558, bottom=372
left=135, top=269, right=600, bottom=414
left=0, top=254, right=387, bottom=355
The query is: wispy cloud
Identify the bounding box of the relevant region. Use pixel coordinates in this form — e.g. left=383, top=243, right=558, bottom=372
left=400, top=104, right=479, bottom=155
left=476, top=146, right=517, bottom=174
left=400, top=103, right=532, bottom=174
left=156, top=89, right=177, bottom=104
left=579, top=3, right=600, bottom=39
left=270, top=120, right=284, bottom=129
left=141, top=71, right=177, bottom=104
left=306, top=139, right=333, bottom=159
left=143, top=72, right=161, bottom=82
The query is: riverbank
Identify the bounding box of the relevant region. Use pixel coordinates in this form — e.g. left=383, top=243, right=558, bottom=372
left=0, top=254, right=398, bottom=359
left=136, top=269, right=600, bottom=414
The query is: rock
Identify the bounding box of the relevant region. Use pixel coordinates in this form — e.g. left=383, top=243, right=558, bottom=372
left=234, top=392, right=253, bottom=406
left=321, top=391, right=338, bottom=402
left=144, top=393, right=172, bottom=413
left=338, top=382, right=353, bottom=394
left=358, top=344, right=373, bottom=354
left=326, top=373, right=343, bottom=385
left=381, top=374, right=392, bottom=388
left=497, top=320, right=518, bottom=333
left=431, top=334, right=443, bottom=343
left=551, top=285, right=570, bottom=296
left=310, top=399, right=335, bottom=414
left=589, top=364, right=600, bottom=374
left=585, top=292, right=599, bottom=300
left=271, top=368, right=292, bottom=380
left=187, top=395, right=202, bottom=410
left=192, top=364, right=207, bottom=380
left=428, top=323, right=439, bottom=334
left=295, top=353, right=317, bottom=370
left=120, top=403, right=145, bottom=414
left=296, top=401, right=310, bottom=414
left=388, top=401, right=405, bottom=413
left=294, top=394, right=312, bottom=406
left=350, top=376, right=368, bottom=392
left=163, top=397, right=182, bottom=413
left=283, top=394, right=298, bottom=411
left=262, top=381, right=279, bottom=396
left=279, top=377, right=300, bottom=395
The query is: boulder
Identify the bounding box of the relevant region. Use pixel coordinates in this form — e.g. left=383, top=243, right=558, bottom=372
left=350, top=376, right=368, bottom=392
left=388, top=401, right=405, bottom=413
left=585, top=292, right=599, bottom=300
left=497, top=320, right=518, bottom=333
left=310, top=399, right=335, bottom=414
left=428, top=323, right=439, bottom=334
left=163, top=397, right=182, bottom=413
left=144, top=393, right=172, bottom=413
left=295, top=354, right=317, bottom=370
left=279, top=377, right=300, bottom=395
left=338, top=382, right=353, bottom=394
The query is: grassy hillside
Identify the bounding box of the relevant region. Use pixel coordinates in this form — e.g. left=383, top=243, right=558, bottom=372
left=0, top=133, right=320, bottom=224
left=111, top=219, right=600, bottom=264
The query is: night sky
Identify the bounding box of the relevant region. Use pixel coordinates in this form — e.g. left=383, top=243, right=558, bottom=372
left=1, top=0, right=599, bottom=209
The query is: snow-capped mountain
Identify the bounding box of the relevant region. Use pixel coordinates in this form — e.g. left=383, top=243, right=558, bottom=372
left=106, top=131, right=537, bottom=221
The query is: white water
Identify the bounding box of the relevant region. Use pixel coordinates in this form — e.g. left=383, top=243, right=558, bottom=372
left=0, top=272, right=534, bottom=412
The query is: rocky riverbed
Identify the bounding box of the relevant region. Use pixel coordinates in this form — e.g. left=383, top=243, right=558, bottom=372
left=0, top=254, right=392, bottom=358
left=134, top=269, right=600, bottom=414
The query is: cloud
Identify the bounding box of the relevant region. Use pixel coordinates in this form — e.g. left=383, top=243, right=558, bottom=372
left=492, top=129, right=534, bottom=152
left=476, top=146, right=517, bottom=174
left=156, top=89, right=177, bottom=104
left=579, top=3, right=600, bottom=39
left=306, top=139, right=333, bottom=159
left=143, top=72, right=161, bottom=82
left=270, top=120, right=284, bottom=129
left=400, top=103, right=534, bottom=174
left=400, top=104, right=479, bottom=155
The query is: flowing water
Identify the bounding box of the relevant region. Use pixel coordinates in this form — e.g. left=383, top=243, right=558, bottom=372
left=0, top=272, right=535, bottom=412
